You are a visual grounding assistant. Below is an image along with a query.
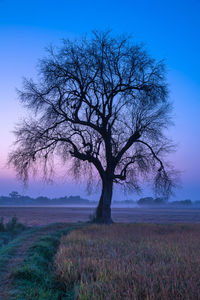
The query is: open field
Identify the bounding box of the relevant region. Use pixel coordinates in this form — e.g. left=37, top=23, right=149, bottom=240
left=1, top=206, right=200, bottom=225
left=55, top=223, right=200, bottom=299
left=0, top=218, right=200, bottom=299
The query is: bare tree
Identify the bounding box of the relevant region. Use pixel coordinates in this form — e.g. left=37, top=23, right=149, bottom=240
left=9, top=31, right=176, bottom=223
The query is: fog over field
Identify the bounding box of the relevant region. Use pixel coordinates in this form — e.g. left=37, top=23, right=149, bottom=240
left=0, top=191, right=199, bottom=209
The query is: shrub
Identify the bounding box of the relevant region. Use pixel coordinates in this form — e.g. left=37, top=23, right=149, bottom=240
left=0, top=216, right=25, bottom=233
left=0, top=217, right=5, bottom=232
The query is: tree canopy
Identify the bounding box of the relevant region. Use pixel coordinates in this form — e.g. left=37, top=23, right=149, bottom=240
left=9, top=31, right=176, bottom=223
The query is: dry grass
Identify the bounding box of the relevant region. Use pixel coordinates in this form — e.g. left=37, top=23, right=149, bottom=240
left=54, top=224, right=200, bottom=300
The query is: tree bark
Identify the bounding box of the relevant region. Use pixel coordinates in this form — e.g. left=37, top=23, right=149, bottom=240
left=95, top=176, right=113, bottom=224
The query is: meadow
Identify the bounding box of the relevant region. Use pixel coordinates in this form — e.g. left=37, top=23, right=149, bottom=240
left=0, top=210, right=200, bottom=299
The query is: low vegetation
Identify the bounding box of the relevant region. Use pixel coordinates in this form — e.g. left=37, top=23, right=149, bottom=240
left=0, top=216, right=26, bottom=248
left=55, top=224, right=200, bottom=300
left=0, top=220, right=37, bottom=273
left=9, top=224, right=85, bottom=299
left=9, top=232, right=62, bottom=299
left=1, top=219, right=200, bottom=299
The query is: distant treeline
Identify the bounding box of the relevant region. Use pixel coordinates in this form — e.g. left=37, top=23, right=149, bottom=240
left=136, top=197, right=200, bottom=206
left=0, top=192, right=199, bottom=207
left=0, top=191, right=90, bottom=205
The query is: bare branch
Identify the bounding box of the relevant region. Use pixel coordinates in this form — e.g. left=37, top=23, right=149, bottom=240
left=9, top=31, right=177, bottom=217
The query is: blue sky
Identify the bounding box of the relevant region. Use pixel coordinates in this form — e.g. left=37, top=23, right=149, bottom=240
left=0, top=0, right=199, bottom=200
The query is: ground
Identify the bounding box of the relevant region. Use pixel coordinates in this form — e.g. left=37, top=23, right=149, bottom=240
left=1, top=206, right=200, bottom=225
left=0, top=207, right=200, bottom=299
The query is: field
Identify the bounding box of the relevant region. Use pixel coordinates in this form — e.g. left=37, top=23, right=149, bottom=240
left=55, top=224, right=200, bottom=299
left=0, top=208, right=200, bottom=299
left=1, top=206, right=200, bottom=225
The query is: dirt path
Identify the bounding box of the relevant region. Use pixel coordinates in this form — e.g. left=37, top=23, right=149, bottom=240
left=0, top=223, right=69, bottom=300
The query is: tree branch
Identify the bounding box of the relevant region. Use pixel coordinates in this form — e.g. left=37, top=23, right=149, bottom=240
left=136, top=139, right=164, bottom=171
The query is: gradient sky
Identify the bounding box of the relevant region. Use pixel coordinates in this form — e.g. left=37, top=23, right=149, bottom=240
left=0, top=0, right=199, bottom=200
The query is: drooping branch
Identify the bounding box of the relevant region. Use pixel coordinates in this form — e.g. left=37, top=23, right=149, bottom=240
left=135, top=140, right=164, bottom=171
left=9, top=31, right=176, bottom=204
left=135, top=139, right=175, bottom=197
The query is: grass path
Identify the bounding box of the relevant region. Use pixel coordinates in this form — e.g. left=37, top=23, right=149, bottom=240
left=0, top=223, right=72, bottom=299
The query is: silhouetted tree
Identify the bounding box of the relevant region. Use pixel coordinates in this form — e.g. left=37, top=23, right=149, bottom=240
left=9, top=31, right=176, bottom=223
left=9, top=191, right=20, bottom=199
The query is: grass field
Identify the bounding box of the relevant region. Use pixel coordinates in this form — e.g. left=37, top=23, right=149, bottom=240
left=0, top=212, right=200, bottom=299
left=55, top=224, right=200, bottom=300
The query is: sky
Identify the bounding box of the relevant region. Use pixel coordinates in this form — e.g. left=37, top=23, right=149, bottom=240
left=0, top=0, right=199, bottom=200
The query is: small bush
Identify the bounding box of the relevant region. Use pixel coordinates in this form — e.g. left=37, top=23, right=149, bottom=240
left=0, top=217, right=5, bottom=232
left=0, top=216, right=25, bottom=232
left=6, top=216, right=18, bottom=231
left=0, top=217, right=26, bottom=251
left=5, top=216, right=25, bottom=232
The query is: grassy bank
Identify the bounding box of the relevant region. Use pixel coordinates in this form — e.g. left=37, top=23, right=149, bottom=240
left=9, top=223, right=85, bottom=299
left=54, top=223, right=200, bottom=300
left=0, top=217, right=28, bottom=272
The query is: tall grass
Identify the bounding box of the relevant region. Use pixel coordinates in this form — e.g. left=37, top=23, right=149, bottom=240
left=54, top=224, right=200, bottom=300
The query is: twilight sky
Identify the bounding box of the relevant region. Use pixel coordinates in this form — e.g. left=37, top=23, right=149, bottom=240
left=0, top=0, right=199, bottom=200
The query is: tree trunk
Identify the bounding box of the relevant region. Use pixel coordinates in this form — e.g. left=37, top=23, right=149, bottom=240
left=95, top=177, right=113, bottom=224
